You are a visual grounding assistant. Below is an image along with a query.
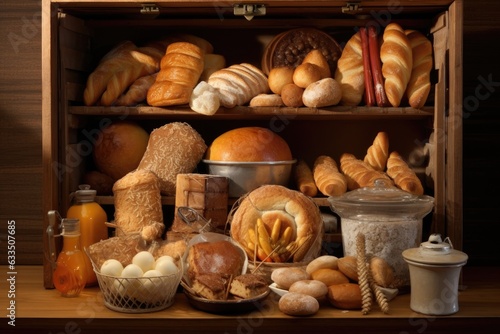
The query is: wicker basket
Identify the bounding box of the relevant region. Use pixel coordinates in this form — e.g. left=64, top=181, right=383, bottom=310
left=94, top=267, right=182, bottom=313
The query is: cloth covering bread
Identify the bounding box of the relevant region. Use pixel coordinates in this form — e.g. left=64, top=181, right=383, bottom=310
left=137, top=122, right=207, bottom=195
left=380, top=23, right=413, bottom=107
left=405, top=30, right=433, bottom=108
left=230, top=185, right=323, bottom=263
left=334, top=31, right=364, bottom=106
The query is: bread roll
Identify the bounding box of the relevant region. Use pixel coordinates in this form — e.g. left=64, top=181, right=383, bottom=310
left=281, top=83, right=304, bottom=107
left=249, top=94, right=284, bottom=107
left=230, top=185, right=323, bottom=263
left=205, top=127, right=292, bottom=162
left=302, top=78, right=342, bottom=108
left=268, top=67, right=295, bottom=95
left=340, top=153, right=392, bottom=190
left=386, top=151, right=424, bottom=195
left=293, top=63, right=323, bottom=88
left=147, top=42, right=204, bottom=107
left=363, top=131, right=389, bottom=172
left=369, top=256, right=395, bottom=288
left=302, top=49, right=331, bottom=78
left=279, top=292, right=320, bottom=316
left=112, top=169, right=164, bottom=242
left=313, top=155, right=347, bottom=196
left=381, top=23, right=413, bottom=107
left=271, top=267, right=310, bottom=290
left=334, top=32, right=364, bottom=106
left=289, top=280, right=328, bottom=299
left=337, top=255, right=358, bottom=281
left=294, top=160, right=318, bottom=197
left=306, top=255, right=339, bottom=274
left=405, top=30, right=433, bottom=108
left=138, top=122, right=207, bottom=195
left=310, top=268, right=349, bottom=287
left=327, top=283, right=363, bottom=310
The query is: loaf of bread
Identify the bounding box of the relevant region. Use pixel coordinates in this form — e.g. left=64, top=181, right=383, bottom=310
left=279, top=292, right=320, bottom=316
left=302, top=78, right=342, bottom=108
left=327, top=283, right=363, bottom=310
left=147, top=42, right=204, bottom=107
left=229, top=274, right=269, bottom=299
left=405, top=30, right=433, bottom=108
left=289, top=280, right=328, bottom=299
left=334, top=31, right=364, bottom=106
left=208, top=63, right=269, bottom=108
left=191, top=273, right=227, bottom=300
left=112, top=169, right=164, bottom=242
left=115, top=73, right=157, bottom=106
left=313, top=155, right=347, bottom=196
left=364, top=131, right=389, bottom=171
left=340, top=153, right=392, bottom=190
left=310, top=268, right=349, bottom=287
left=84, top=41, right=161, bottom=106
left=137, top=122, right=206, bottom=195
left=386, top=151, right=424, bottom=195
left=271, top=267, right=310, bottom=290
left=380, top=23, right=413, bottom=107
left=294, top=159, right=318, bottom=197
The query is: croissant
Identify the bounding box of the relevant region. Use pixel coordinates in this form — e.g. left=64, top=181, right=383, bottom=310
left=147, top=42, right=204, bottom=107
left=83, top=41, right=160, bottom=106
left=386, top=151, right=424, bottom=195
left=364, top=132, right=389, bottom=171
left=405, top=30, right=433, bottom=109
left=380, top=23, right=413, bottom=107
left=313, top=155, right=347, bottom=196
left=340, top=153, right=391, bottom=190
left=334, top=31, right=364, bottom=106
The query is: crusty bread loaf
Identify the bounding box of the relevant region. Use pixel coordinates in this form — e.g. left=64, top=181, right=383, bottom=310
left=334, top=31, right=364, bottom=106
left=271, top=267, right=310, bottom=290
left=405, top=30, right=433, bottom=108
left=327, top=283, right=362, bottom=310
left=302, top=77, right=342, bottom=108
left=147, top=42, right=204, bottom=107
left=138, top=122, right=207, bottom=195
left=187, top=240, right=245, bottom=281
left=84, top=41, right=160, bottom=106
left=381, top=23, right=413, bottom=107
left=294, top=160, right=318, bottom=197
left=364, top=131, right=389, bottom=171
left=112, top=169, right=164, bottom=242
left=340, top=153, right=392, bottom=190
left=289, top=280, right=328, bottom=299
left=115, top=73, right=157, bottom=106
left=310, top=268, right=349, bottom=287
left=386, top=151, right=424, bottom=195
left=279, top=292, right=320, bottom=316
left=313, top=155, right=347, bottom=196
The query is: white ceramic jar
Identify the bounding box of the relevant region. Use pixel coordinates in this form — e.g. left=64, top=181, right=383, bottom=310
left=402, top=234, right=468, bottom=315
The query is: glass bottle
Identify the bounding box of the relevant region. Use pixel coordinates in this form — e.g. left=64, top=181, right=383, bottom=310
left=67, top=184, right=108, bottom=286
left=52, top=218, right=87, bottom=297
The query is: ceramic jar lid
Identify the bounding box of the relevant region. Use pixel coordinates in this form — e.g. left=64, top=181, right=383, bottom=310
left=402, top=234, right=468, bottom=266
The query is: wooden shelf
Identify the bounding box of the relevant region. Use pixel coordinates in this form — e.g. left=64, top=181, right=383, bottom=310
left=3, top=265, right=500, bottom=334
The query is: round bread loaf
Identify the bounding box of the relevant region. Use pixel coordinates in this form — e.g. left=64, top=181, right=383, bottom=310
left=205, top=127, right=292, bottom=162
left=310, top=268, right=349, bottom=287
left=306, top=255, right=339, bottom=274
left=327, top=283, right=362, bottom=310
left=230, top=185, right=323, bottom=262
left=289, top=280, right=328, bottom=299
left=271, top=267, right=310, bottom=290
left=279, top=292, right=320, bottom=316
left=281, top=83, right=304, bottom=107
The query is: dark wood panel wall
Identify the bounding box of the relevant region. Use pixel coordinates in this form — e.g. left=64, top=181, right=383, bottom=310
left=1, top=0, right=499, bottom=265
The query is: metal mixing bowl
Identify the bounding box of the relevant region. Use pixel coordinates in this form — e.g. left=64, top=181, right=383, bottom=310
left=202, top=159, right=297, bottom=197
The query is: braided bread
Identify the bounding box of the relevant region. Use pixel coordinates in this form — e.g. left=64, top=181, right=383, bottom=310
left=364, top=132, right=389, bottom=172
left=380, top=23, right=413, bottom=107
left=386, top=151, right=424, bottom=195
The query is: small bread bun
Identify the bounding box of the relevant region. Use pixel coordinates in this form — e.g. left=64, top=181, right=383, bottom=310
left=306, top=255, right=339, bottom=274
left=302, top=49, right=331, bottom=78
left=302, top=77, right=342, bottom=108
left=268, top=67, right=294, bottom=95
left=249, top=93, right=284, bottom=107
left=281, top=83, right=304, bottom=107
left=271, top=267, right=310, bottom=290
left=289, top=280, right=328, bottom=299
left=279, top=292, right=320, bottom=316
left=327, top=283, right=362, bottom=310
left=293, top=63, right=323, bottom=88
left=310, top=268, right=349, bottom=287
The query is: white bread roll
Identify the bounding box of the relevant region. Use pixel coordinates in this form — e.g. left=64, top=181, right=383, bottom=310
left=302, top=77, right=342, bottom=108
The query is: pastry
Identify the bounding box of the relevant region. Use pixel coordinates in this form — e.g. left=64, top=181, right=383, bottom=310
left=405, top=30, right=433, bottom=108
left=334, top=31, right=364, bottom=106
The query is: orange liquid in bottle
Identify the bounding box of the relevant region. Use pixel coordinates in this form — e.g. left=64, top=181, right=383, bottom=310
left=53, top=235, right=87, bottom=297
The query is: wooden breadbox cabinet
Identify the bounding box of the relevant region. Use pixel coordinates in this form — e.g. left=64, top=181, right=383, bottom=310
left=41, top=0, right=463, bottom=288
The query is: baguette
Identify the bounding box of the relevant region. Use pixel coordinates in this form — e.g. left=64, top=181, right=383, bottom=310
left=405, top=30, right=433, bottom=109
left=380, top=23, right=413, bottom=107
left=363, top=131, right=389, bottom=171
left=294, top=160, right=318, bottom=197
left=386, top=151, right=424, bottom=195
left=313, top=155, right=347, bottom=196
left=340, top=153, right=391, bottom=190
left=334, top=31, right=364, bottom=106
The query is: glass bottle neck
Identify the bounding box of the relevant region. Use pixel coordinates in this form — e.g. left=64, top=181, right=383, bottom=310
left=62, top=234, right=82, bottom=251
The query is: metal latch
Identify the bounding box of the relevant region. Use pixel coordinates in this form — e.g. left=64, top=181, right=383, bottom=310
left=342, top=2, right=363, bottom=15
left=140, top=3, right=160, bottom=15
left=234, top=4, right=266, bottom=21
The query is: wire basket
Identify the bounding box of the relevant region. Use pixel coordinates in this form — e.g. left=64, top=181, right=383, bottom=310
left=94, top=266, right=182, bottom=313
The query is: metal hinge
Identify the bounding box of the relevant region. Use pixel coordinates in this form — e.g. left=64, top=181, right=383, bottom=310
left=342, top=2, right=363, bottom=15
left=234, top=4, right=266, bottom=21
left=140, top=3, right=160, bottom=15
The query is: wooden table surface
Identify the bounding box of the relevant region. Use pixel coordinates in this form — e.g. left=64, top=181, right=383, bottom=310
left=2, top=265, right=499, bottom=334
